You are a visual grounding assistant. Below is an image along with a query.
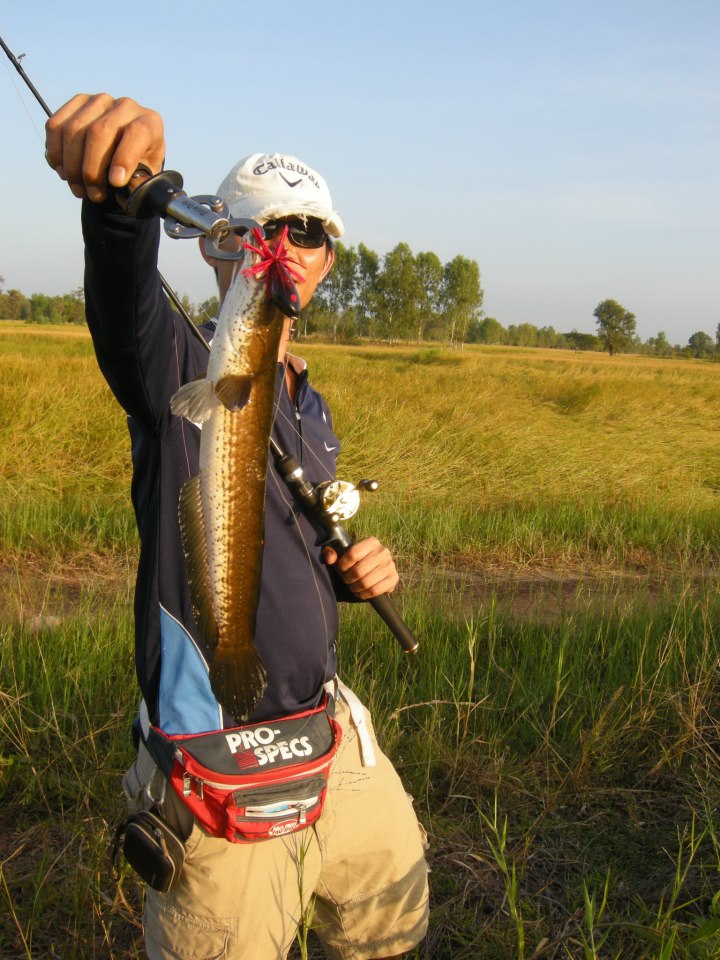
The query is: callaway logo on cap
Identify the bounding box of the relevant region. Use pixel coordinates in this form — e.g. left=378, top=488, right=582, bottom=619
left=217, top=153, right=345, bottom=238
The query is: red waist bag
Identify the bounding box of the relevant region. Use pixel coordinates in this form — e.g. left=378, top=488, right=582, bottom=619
left=147, top=697, right=342, bottom=843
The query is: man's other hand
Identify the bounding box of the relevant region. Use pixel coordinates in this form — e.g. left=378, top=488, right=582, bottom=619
left=323, top=537, right=399, bottom=600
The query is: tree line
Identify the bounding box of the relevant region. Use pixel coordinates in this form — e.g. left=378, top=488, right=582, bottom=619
left=1, top=268, right=716, bottom=360
left=0, top=245, right=485, bottom=346
left=0, top=285, right=86, bottom=324
left=301, top=242, right=484, bottom=346
left=591, top=298, right=720, bottom=359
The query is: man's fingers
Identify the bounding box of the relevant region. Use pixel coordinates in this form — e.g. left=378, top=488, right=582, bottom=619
left=322, top=547, right=338, bottom=566
left=332, top=537, right=399, bottom=597
left=45, top=93, right=94, bottom=180
left=334, top=538, right=385, bottom=579
left=102, top=99, right=164, bottom=186
left=44, top=94, right=164, bottom=202
left=349, top=572, right=399, bottom=601
left=46, top=93, right=114, bottom=196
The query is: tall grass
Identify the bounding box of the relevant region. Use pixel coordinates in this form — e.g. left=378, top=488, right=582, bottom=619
left=3, top=324, right=720, bottom=569
left=1, top=325, right=719, bottom=957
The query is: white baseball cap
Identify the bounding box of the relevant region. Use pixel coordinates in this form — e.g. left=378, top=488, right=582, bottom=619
left=216, top=153, right=344, bottom=238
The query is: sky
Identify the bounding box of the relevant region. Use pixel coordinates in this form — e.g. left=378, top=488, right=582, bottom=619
left=1, top=0, right=718, bottom=344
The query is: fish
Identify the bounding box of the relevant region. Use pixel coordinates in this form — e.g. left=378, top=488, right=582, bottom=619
left=170, top=228, right=301, bottom=723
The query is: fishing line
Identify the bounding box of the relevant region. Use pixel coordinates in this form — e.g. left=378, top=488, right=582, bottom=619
left=2, top=34, right=417, bottom=705
left=171, top=312, right=194, bottom=480
left=1, top=34, right=213, bottom=359
left=267, top=353, right=337, bottom=705
left=270, top=399, right=335, bottom=483
left=0, top=52, right=45, bottom=143
left=271, top=360, right=420, bottom=609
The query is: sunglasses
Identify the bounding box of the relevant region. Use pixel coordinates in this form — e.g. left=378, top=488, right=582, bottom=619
left=261, top=217, right=328, bottom=249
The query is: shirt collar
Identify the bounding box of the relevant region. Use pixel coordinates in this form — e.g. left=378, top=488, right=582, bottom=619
left=285, top=353, right=307, bottom=375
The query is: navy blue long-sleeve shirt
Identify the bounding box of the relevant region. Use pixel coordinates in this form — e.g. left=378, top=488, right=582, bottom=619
left=82, top=199, right=340, bottom=731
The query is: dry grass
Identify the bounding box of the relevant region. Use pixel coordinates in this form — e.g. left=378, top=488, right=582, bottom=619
left=2, top=325, right=720, bottom=571
left=1, top=324, right=720, bottom=957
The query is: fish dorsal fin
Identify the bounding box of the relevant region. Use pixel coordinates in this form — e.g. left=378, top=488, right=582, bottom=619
left=216, top=374, right=252, bottom=411
left=178, top=474, right=218, bottom=652
left=171, top=376, right=217, bottom=424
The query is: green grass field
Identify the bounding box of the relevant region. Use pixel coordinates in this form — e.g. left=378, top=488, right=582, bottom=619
left=1, top=321, right=719, bottom=958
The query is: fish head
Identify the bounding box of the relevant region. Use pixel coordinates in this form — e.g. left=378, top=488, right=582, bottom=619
left=268, top=263, right=300, bottom=320
left=242, top=226, right=302, bottom=321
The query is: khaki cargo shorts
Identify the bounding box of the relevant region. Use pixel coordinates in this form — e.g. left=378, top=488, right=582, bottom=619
left=131, top=690, right=429, bottom=960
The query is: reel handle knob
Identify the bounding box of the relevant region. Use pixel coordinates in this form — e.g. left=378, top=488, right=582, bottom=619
left=357, top=479, right=379, bottom=492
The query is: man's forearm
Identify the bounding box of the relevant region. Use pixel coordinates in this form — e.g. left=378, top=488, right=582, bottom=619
left=83, top=198, right=203, bottom=431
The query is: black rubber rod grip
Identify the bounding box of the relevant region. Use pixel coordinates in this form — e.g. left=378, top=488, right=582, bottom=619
left=329, top=532, right=419, bottom=655
left=368, top=594, right=419, bottom=655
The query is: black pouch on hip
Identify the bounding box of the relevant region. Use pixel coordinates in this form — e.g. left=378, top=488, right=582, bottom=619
left=112, top=809, right=185, bottom=893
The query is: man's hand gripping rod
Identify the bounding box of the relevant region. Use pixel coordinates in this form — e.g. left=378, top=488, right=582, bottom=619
left=270, top=438, right=419, bottom=655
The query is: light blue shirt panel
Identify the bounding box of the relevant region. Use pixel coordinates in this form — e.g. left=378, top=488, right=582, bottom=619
left=158, top=606, right=223, bottom=734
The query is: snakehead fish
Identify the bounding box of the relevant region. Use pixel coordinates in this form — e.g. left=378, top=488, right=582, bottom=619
left=170, top=228, right=301, bottom=723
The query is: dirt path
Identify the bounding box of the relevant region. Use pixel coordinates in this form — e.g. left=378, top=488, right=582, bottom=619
left=404, top=563, right=718, bottom=622
left=0, top=555, right=134, bottom=630
left=2, top=555, right=716, bottom=630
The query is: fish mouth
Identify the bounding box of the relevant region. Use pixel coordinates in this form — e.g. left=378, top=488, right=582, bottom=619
left=242, top=227, right=302, bottom=320
left=270, top=269, right=301, bottom=320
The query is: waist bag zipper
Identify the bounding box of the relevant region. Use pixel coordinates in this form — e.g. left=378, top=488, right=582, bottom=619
left=243, top=800, right=315, bottom=825
left=182, top=773, right=315, bottom=824
left=183, top=774, right=204, bottom=800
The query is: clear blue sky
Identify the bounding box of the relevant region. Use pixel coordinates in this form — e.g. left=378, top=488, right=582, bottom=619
left=1, top=1, right=717, bottom=344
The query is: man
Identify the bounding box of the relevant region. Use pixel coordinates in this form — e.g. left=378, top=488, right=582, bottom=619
left=45, top=94, right=429, bottom=960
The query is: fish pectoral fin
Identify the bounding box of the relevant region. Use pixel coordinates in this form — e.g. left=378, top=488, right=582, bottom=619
left=216, top=374, right=253, bottom=411
left=178, top=474, right=218, bottom=651
left=171, top=377, right=217, bottom=424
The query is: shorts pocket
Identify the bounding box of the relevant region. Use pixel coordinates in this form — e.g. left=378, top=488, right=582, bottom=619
left=181, top=822, right=204, bottom=860
left=405, top=793, right=429, bottom=851
left=144, top=894, right=229, bottom=959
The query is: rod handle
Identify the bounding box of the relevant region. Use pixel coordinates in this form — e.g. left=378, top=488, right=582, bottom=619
left=368, top=593, right=419, bottom=655
left=119, top=169, right=185, bottom=218
left=329, top=531, right=419, bottom=655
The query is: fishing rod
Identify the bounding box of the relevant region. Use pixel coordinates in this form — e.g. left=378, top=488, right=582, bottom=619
left=0, top=34, right=51, bottom=114
left=2, top=34, right=419, bottom=656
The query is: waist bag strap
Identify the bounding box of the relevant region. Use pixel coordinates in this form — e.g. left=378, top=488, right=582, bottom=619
left=139, top=698, right=151, bottom=740
left=325, top=678, right=376, bottom=768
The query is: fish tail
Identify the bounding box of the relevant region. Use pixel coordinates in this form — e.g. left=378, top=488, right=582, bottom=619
left=210, top=646, right=268, bottom=724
